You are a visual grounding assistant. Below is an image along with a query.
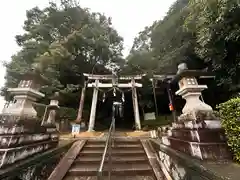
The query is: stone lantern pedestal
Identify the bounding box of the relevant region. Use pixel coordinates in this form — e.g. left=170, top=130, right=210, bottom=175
left=0, top=71, right=59, bottom=168
left=166, top=64, right=231, bottom=160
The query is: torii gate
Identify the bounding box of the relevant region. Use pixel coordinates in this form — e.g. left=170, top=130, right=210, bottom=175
left=83, top=73, right=145, bottom=131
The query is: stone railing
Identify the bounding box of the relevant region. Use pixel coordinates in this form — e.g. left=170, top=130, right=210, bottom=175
left=150, top=140, right=226, bottom=180
left=0, top=141, right=74, bottom=180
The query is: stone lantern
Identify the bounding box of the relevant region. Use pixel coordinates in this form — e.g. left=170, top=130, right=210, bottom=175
left=167, top=63, right=230, bottom=160
left=46, top=92, right=60, bottom=124
left=175, top=66, right=213, bottom=120
left=6, top=71, right=48, bottom=118
left=0, top=70, right=58, bottom=169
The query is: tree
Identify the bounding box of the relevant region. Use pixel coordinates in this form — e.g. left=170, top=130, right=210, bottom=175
left=2, top=0, right=124, bottom=111
left=126, top=0, right=204, bottom=75
left=185, top=0, right=240, bottom=93
left=2, top=0, right=125, bottom=125
left=125, top=0, right=240, bottom=109
left=125, top=24, right=159, bottom=76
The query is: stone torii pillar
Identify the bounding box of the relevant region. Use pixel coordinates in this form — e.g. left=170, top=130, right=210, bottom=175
left=131, top=78, right=141, bottom=130
left=88, top=79, right=99, bottom=131
left=75, top=81, right=87, bottom=124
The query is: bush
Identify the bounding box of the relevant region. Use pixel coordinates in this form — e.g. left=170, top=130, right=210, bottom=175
left=34, top=104, right=77, bottom=121
left=218, top=97, right=240, bottom=163
left=57, top=107, right=77, bottom=120
left=142, top=115, right=172, bottom=130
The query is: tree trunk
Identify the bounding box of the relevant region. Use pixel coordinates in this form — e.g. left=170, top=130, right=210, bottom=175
left=75, top=81, right=87, bottom=123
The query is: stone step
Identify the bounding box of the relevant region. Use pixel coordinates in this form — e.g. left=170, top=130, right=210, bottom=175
left=48, top=139, right=163, bottom=180
left=74, top=156, right=149, bottom=164
left=64, top=175, right=156, bottom=180
left=68, top=163, right=153, bottom=176
left=78, top=153, right=146, bottom=158
left=87, top=140, right=141, bottom=145
left=76, top=155, right=148, bottom=162
left=84, top=143, right=142, bottom=148
left=83, top=145, right=142, bottom=151
left=78, top=149, right=145, bottom=157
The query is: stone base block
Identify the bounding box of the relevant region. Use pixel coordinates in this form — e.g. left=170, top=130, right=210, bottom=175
left=0, top=115, right=59, bottom=168
left=172, top=120, right=221, bottom=129
left=169, top=137, right=231, bottom=160
left=0, top=116, right=45, bottom=135
left=0, top=140, right=58, bottom=168
left=0, top=133, right=59, bottom=149
left=171, top=129, right=226, bottom=142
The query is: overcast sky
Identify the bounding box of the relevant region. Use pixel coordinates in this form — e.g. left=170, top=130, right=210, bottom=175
left=0, top=0, right=175, bottom=110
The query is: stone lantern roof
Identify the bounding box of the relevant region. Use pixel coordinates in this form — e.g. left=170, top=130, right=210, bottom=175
left=171, top=63, right=215, bottom=83
left=172, top=70, right=215, bottom=83
left=47, top=91, right=61, bottom=111
left=18, top=70, right=49, bottom=85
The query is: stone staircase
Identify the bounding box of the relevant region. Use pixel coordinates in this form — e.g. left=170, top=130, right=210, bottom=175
left=49, top=139, right=165, bottom=180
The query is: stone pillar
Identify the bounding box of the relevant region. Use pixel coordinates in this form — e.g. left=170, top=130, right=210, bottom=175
left=88, top=80, right=99, bottom=131
left=131, top=79, right=141, bottom=130
left=166, top=63, right=230, bottom=160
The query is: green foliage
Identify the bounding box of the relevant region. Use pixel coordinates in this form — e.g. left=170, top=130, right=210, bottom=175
left=126, top=0, right=202, bottom=75
left=142, top=115, right=172, bottom=130
left=185, top=0, right=240, bottom=91
left=2, top=0, right=123, bottom=108
left=218, top=97, right=240, bottom=163
left=125, top=0, right=240, bottom=109
left=34, top=104, right=77, bottom=121
left=57, top=107, right=78, bottom=120
left=3, top=0, right=240, bottom=126
left=124, top=0, right=202, bottom=109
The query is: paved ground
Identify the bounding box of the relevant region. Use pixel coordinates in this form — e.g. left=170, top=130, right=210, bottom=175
left=59, top=131, right=151, bottom=141
left=201, top=160, right=240, bottom=180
